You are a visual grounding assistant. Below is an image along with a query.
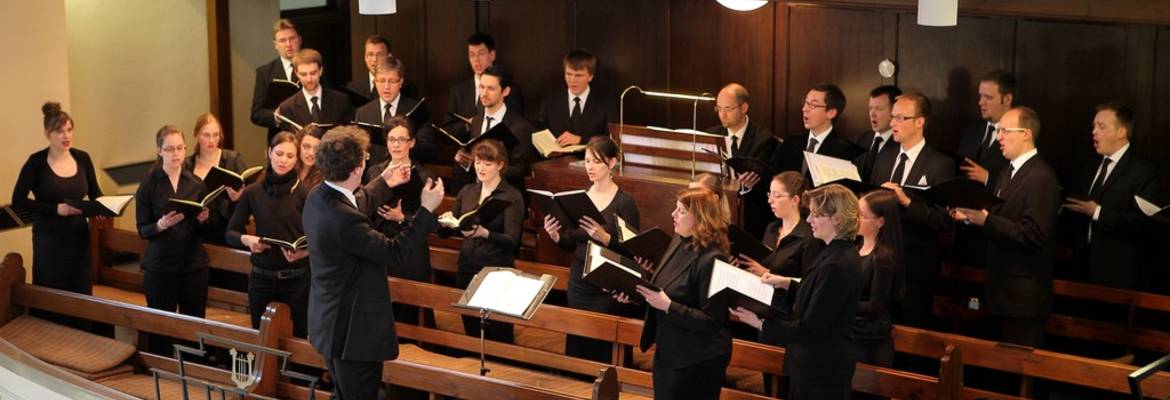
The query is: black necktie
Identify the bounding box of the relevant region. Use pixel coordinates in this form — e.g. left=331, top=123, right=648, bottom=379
left=571, top=97, right=582, bottom=129
left=731, top=135, right=740, bottom=156
left=862, top=136, right=883, bottom=179
left=1088, top=157, right=1113, bottom=201
left=384, top=103, right=394, bottom=125
left=975, top=124, right=993, bottom=161
left=483, top=116, right=494, bottom=135
left=289, top=65, right=299, bottom=83
left=890, top=153, right=909, bottom=185
left=997, top=164, right=1015, bottom=197
left=310, top=96, right=321, bottom=123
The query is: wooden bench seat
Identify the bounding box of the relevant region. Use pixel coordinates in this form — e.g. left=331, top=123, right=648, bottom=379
left=92, top=284, right=251, bottom=328
left=97, top=373, right=244, bottom=400
left=0, top=315, right=136, bottom=377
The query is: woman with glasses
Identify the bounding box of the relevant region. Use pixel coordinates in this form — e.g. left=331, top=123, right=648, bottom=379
left=135, top=125, right=211, bottom=319
left=363, top=116, right=437, bottom=325
left=731, top=183, right=862, bottom=400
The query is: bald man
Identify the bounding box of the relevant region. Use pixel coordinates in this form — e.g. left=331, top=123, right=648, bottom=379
left=706, top=83, right=777, bottom=238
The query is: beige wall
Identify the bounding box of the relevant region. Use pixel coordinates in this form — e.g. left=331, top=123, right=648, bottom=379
left=229, top=0, right=280, bottom=166
left=0, top=1, right=73, bottom=272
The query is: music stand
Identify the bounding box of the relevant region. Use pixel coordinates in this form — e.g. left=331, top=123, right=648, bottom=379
left=453, top=267, right=557, bottom=376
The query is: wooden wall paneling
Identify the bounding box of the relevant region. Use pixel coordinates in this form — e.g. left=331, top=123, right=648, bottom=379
left=1014, top=20, right=1138, bottom=186
left=574, top=0, right=670, bottom=127
left=208, top=0, right=233, bottom=148
left=895, top=15, right=1015, bottom=153
left=287, top=0, right=352, bottom=88
left=666, top=1, right=776, bottom=133
left=1153, top=27, right=1170, bottom=200
left=780, top=0, right=1170, bottom=27
left=781, top=5, right=891, bottom=140
left=420, top=0, right=477, bottom=165
left=772, top=4, right=791, bottom=142
left=1121, top=24, right=1158, bottom=166
left=482, top=0, right=570, bottom=121
left=373, top=0, right=426, bottom=89
left=349, top=0, right=376, bottom=82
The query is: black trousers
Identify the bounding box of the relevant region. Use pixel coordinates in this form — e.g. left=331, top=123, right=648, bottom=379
left=652, top=353, right=730, bottom=400
left=248, top=271, right=310, bottom=337
left=326, top=358, right=383, bottom=400
left=144, top=267, right=208, bottom=318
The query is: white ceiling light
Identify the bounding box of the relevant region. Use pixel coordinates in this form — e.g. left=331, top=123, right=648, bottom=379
left=917, top=0, right=957, bottom=26
left=359, top=0, right=397, bottom=15
left=717, top=0, right=768, bottom=12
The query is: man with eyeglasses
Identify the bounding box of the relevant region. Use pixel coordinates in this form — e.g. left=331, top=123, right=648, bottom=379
left=346, top=35, right=420, bottom=107
left=952, top=71, right=1016, bottom=267
left=355, top=57, right=433, bottom=165
left=251, top=19, right=303, bottom=140
left=769, top=83, right=864, bottom=179
left=952, top=106, right=1060, bottom=347
left=871, top=93, right=956, bottom=329
left=445, top=33, right=525, bottom=136
left=705, top=83, right=777, bottom=238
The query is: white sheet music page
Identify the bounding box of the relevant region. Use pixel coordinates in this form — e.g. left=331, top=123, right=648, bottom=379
left=804, top=151, right=861, bottom=186
left=708, top=259, right=774, bottom=304
left=467, top=269, right=545, bottom=316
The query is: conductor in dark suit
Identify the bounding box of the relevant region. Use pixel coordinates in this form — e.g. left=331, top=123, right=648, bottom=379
left=277, top=49, right=355, bottom=129
left=451, top=65, right=535, bottom=193
left=345, top=35, right=419, bottom=105
left=303, top=126, right=444, bottom=399
left=250, top=19, right=301, bottom=140
left=872, top=93, right=956, bottom=329
left=1061, top=103, right=1161, bottom=290
left=952, top=107, right=1060, bottom=347
left=770, top=84, right=864, bottom=178
left=354, top=57, right=434, bottom=165
left=536, top=49, right=617, bottom=150
left=853, top=85, right=901, bottom=181
left=707, top=83, right=777, bottom=238
left=732, top=184, right=862, bottom=400
left=444, top=33, right=524, bottom=135
left=952, top=71, right=1015, bottom=267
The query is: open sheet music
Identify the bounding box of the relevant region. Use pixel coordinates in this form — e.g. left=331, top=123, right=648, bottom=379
left=67, top=195, right=135, bottom=217
left=804, top=151, right=861, bottom=187
left=708, top=259, right=780, bottom=319
left=455, top=267, right=556, bottom=319
left=583, top=242, right=658, bottom=299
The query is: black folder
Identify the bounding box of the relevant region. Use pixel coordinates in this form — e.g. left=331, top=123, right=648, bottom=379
left=726, top=156, right=777, bottom=181
left=526, top=189, right=604, bottom=230
left=0, top=204, right=34, bottom=231
left=437, top=197, right=512, bottom=236
left=263, top=79, right=301, bottom=109
left=435, top=121, right=519, bottom=151
left=203, top=166, right=264, bottom=192
left=583, top=244, right=659, bottom=299
left=613, top=227, right=673, bottom=267
left=352, top=122, right=388, bottom=146
left=907, top=178, right=1004, bottom=210
left=709, top=288, right=782, bottom=320
left=728, top=224, right=773, bottom=262
left=66, top=195, right=135, bottom=217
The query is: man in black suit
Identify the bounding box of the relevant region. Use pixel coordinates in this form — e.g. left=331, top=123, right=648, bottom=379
left=345, top=35, right=419, bottom=106
left=872, top=93, right=956, bottom=329
left=354, top=57, right=434, bottom=165
left=250, top=19, right=301, bottom=140
left=303, top=126, right=444, bottom=399
left=451, top=65, right=535, bottom=193
left=952, top=71, right=1016, bottom=267
left=444, top=33, right=525, bottom=135
left=769, top=83, right=864, bottom=179
left=536, top=49, right=617, bottom=150
left=1061, top=103, right=1161, bottom=290
left=276, top=49, right=355, bottom=129
left=706, top=83, right=777, bottom=238
left=853, top=85, right=901, bottom=180
left=953, top=107, right=1060, bottom=347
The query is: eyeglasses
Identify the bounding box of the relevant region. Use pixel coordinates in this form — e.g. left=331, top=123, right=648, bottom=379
left=801, top=100, right=827, bottom=110
left=162, top=145, right=187, bottom=153
left=996, top=127, right=1028, bottom=135
left=713, top=104, right=742, bottom=113
left=387, top=137, right=413, bottom=144
left=766, top=192, right=792, bottom=200
left=375, top=78, right=403, bottom=86
left=891, top=114, right=921, bottom=123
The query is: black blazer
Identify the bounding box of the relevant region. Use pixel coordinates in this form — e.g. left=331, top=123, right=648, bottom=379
left=711, top=121, right=779, bottom=237
left=1062, top=149, right=1161, bottom=288
left=345, top=77, right=420, bottom=107
left=303, top=179, right=438, bottom=362
left=981, top=154, right=1061, bottom=319
left=444, top=75, right=525, bottom=132
left=708, top=121, right=778, bottom=160
left=761, top=239, right=861, bottom=385
left=769, top=129, right=864, bottom=176
left=640, top=237, right=732, bottom=368
left=277, top=89, right=356, bottom=127
left=956, top=121, right=1009, bottom=187
left=536, top=90, right=618, bottom=146
left=451, top=181, right=526, bottom=277
left=758, top=220, right=822, bottom=278
left=852, top=131, right=899, bottom=182
left=251, top=58, right=293, bottom=138
left=135, top=167, right=209, bottom=274
left=452, top=109, right=536, bottom=191
left=354, top=96, right=436, bottom=164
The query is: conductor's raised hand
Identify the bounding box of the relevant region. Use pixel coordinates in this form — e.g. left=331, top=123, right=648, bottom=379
left=381, top=162, right=413, bottom=188
left=419, top=177, right=444, bottom=212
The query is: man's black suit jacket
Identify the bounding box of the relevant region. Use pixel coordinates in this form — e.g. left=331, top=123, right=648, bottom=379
left=1061, top=149, right=1161, bottom=288
left=953, top=121, right=1011, bottom=267
left=451, top=109, right=535, bottom=192
left=981, top=154, right=1061, bottom=319
left=852, top=131, right=899, bottom=182
left=707, top=122, right=778, bottom=238
left=769, top=129, right=864, bottom=177
left=536, top=90, right=618, bottom=146
left=251, top=58, right=294, bottom=139
left=277, top=88, right=356, bottom=128
left=445, top=75, right=525, bottom=132
left=303, top=180, right=437, bottom=361
left=354, top=96, right=435, bottom=164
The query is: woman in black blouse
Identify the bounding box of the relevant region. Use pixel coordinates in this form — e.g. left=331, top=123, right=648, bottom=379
left=737, top=171, right=822, bottom=278
left=296, top=124, right=325, bottom=190
left=364, top=117, right=437, bottom=324
left=12, top=102, right=103, bottom=295
left=616, top=188, right=732, bottom=399
left=731, top=184, right=862, bottom=400
left=135, top=125, right=211, bottom=318
left=542, top=136, right=640, bottom=363
left=225, top=132, right=311, bottom=337
left=184, top=113, right=245, bottom=245
left=854, top=190, right=904, bottom=368
left=446, top=139, right=524, bottom=343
